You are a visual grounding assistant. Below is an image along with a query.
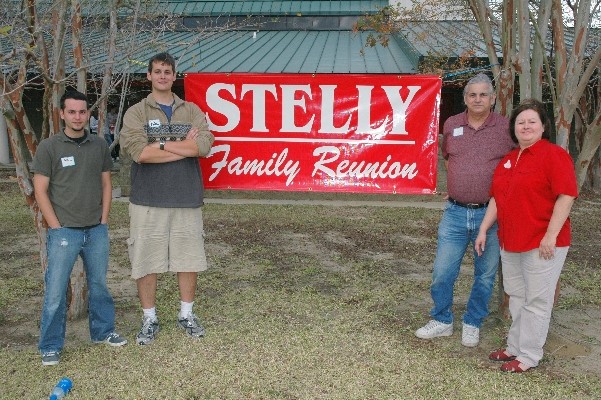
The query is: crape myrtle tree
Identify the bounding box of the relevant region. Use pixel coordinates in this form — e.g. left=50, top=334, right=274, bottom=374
left=358, top=0, right=601, bottom=191
left=358, top=0, right=599, bottom=314
left=0, top=0, right=211, bottom=318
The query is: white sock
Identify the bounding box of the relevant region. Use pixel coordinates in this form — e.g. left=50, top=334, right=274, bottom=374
left=143, top=307, right=157, bottom=321
left=179, top=301, right=194, bottom=319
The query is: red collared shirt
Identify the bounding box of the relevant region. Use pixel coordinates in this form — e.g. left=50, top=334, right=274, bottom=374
left=491, top=139, right=578, bottom=252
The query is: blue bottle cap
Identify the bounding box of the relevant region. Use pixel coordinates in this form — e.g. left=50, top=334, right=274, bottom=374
left=58, top=377, right=73, bottom=391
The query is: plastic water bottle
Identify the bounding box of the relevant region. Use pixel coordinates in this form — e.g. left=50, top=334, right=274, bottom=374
left=49, top=377, right=72, bottom=400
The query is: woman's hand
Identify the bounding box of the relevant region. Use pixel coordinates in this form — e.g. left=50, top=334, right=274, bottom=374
left=539, top=194, right=576, bottom=260
left=474, top=231, right=487, bottom=257
left=539, top=233, right=557, bottom=260
left=474, top=197, right=497, bottom=257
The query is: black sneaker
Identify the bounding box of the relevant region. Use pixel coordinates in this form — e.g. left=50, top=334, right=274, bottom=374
left=94, top=332, right=128, bottom=347
left=41, top=351, right=60, bottom=366
left=177, top=313, right=205, bottom=338
left=136, top=316, right=160, bottom=345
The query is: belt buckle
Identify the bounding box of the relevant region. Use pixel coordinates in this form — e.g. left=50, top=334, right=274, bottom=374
left=466, top=203, right=479, bottom=208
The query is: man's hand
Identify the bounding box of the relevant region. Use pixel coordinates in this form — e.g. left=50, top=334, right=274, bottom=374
left=186, top=127, right=199, bottom=141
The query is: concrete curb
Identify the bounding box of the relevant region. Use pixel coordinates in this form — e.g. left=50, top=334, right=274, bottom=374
left=114, top=196, right=446, bottom=209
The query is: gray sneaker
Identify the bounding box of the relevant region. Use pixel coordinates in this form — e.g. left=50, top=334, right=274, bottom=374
left=177, top=313, right=205, bottom=338
left=94, top=332, right=128, bottom=347
left=41, top=351, right=60, bottom=366
left=136, top=316, right=160, bottom=345
left=415, top=320, right=453, bottom=339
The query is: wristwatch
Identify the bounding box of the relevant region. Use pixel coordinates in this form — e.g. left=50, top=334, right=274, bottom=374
left=159, top=138, right=166, bottom=150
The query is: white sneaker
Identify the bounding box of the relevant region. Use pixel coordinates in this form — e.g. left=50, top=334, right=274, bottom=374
left=461, top=323, right=480, bottom=347
left=415, top=320, right=453, bottom=339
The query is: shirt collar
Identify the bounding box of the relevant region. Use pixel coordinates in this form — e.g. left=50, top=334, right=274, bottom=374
left=147, top=93, right=184, bottom=108
left=60, top=130, right=90, bottom=143
left=459, top=110, right=498, bottom=129
left=521, top=138, right=547, bottom=155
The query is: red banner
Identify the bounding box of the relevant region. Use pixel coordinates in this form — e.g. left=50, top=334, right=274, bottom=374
left=184, top=73, right=441, bottom=194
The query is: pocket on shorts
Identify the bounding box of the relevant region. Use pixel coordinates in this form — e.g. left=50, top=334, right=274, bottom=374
left=126, top=237, right=136, bottom=260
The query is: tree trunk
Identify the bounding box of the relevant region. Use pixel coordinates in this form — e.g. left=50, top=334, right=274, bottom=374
left=71, top=0, right=86, bottom=94
left=575, top=114, right=601, bottom=188
left=516, top=0, right=532, bottom=100
left=497, top=0, right=516, bottom=115
left=530, top=0, right=552, bottom=101
left=67, top=258, right=89, bottom=319
left=2, top=59, right=88, bottom=321
left=592, top=151, right=601, bottom=191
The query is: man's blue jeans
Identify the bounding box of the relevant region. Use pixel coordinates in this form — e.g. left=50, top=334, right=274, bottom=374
left=39, top=224, right=115, bottom=353
left=430, top=202, right=500, bottom=328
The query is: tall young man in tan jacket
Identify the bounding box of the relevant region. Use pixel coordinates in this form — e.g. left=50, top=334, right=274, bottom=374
left=120, top=52, right=214, bottom=345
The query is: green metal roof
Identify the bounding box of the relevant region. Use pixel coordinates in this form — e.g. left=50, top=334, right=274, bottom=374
left=94, top=30, right=417, bottom=74
left=76, top=0, right=411, bottom=75
left=400, top=21, right=497, bottom=59
left=4, top=0, right=416, bottom=76
left=401, top=21, right=600, bottom=59
left=197, top=30, right=416, bottom=73
left=14, top=0, right=388, bottom=18
left=166, top=1, right=389, bottom=16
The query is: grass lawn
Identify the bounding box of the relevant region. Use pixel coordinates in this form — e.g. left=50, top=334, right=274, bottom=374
left=1, top=171, right=600, bottom=399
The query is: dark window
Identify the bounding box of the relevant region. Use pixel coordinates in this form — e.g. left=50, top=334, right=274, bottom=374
left=182, top=16, right=359, bottom=31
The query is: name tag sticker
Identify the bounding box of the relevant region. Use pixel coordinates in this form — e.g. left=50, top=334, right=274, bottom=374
left=149, top=119, right=161, bottom=128
left=504, top=160, right=512, bottom=169
left=452, top=127, right=463, bottom=137
left=61, top=156, right=75, bottom=167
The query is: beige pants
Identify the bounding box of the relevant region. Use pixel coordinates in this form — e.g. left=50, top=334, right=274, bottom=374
left=128, top=203, right=208, bottom=280
left=501, top=247, right=569, bottom=367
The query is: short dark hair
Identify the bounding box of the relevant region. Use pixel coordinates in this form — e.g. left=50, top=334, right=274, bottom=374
left=148, top=52, right=176, bottom=73
left=60, top=91, right=89, bottom=110
left=509, top=98, right=552, bottom=143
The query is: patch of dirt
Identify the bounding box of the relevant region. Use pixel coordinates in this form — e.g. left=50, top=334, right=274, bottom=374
left=545, top=307, right=601, bottom=376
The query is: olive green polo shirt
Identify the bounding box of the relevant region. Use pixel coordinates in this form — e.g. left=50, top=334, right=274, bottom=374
left=31, top=131, right=113, bottom=227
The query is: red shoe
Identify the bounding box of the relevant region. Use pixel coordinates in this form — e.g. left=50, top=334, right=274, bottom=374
left=489, top=349, right=516, bottom=362
left=501, top=359, right=531, bottom=373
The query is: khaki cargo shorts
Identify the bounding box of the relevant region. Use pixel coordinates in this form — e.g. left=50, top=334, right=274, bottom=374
left=128, top=203, right=208, bottom=280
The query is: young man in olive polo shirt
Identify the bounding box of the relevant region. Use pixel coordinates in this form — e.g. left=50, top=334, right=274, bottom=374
left=32, top=91, right=127, bottom=366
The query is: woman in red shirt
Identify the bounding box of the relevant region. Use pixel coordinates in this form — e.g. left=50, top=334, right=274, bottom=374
left=474, top=99, right=578, bottom=373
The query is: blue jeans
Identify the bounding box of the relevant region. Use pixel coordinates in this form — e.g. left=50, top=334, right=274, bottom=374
left=429, top=202, right=500, bottom=327
left=39, top=224, right=115, bottom=353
